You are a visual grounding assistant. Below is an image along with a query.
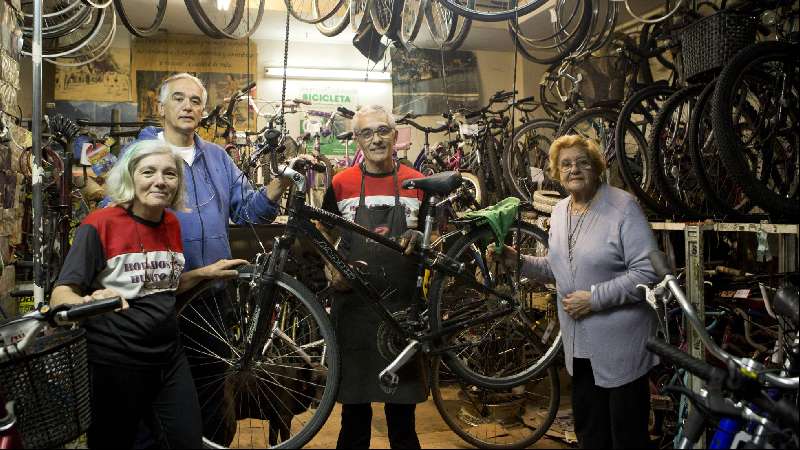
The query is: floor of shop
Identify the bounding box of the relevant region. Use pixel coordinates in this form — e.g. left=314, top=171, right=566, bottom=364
left=305, top=399, right=577, bottom=449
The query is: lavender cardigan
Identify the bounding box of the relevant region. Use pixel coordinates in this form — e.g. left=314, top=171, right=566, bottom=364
left=523, top=184, right=660, bottom=387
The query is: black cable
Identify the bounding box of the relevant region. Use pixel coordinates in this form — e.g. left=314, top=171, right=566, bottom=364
left=190, top=167, right=207, bottom=266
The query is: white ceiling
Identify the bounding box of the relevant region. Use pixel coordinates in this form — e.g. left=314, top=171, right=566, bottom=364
left=120, top=0, right=662, bottom=51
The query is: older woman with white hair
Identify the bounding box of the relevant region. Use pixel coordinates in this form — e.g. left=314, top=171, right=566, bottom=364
left=51, top=140, right=246, bottom=449
left=489, top=134, right=660, bottom=449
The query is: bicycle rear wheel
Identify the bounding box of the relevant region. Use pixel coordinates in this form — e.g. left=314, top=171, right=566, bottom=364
left=431, top=358, right=560, bottom=449
left=428, top=221, right=562, bottom=389
left=181, top=272, right=340, bottom=449
left=113, top=0, right=166, bottom=37
left=502, top=118, right=560, bottom=202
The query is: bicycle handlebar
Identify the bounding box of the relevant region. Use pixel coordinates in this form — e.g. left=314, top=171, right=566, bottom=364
left=57, top=297, right=123, bottom=324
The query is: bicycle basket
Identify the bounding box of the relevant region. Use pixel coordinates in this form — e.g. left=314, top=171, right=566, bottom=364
left=575, top=55, right=631, bottom=108
left=0, top=328, right=91, bottom=449
left=679, top=10, right=756, bottom=82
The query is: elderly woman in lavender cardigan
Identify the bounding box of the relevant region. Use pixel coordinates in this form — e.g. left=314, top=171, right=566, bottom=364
left=490, top=135, right=659, bottom=449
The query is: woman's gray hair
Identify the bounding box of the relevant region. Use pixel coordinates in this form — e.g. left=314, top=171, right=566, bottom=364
left=158, top=73, right=208, bottom=107
left=353, top=104, right=396, bottom=131
left=105, top=140, right=187, bottom=212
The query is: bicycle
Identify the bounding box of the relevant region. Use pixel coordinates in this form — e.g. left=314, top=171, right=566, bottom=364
left=642, top=250, right=798, bottom=449
left=178, top=158, right=562, bottom=448
left=0, top=298, right=123, bottom=449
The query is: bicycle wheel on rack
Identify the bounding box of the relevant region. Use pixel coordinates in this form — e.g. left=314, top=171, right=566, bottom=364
left=180, top=272, right=340, bottom=449
left=503, top=119, right=561, bottom=202
left=315, top=0, right=351, bottom=36
left=614, top=83, right=675, bottom=217
left=288, top=0, right=344, bottom=23
left=688, top=81, right=755, bottom=217
left=350, top=0, right=371, bottom=31
left=185, top=0, right=266, bottom=39
left=113, top=0, right=166, bottom=37
left=648, top=84, right=712, bottom=219
left=438, top=0, right=547, bottom=22
left=509, top=0, right=593, bottom=65
left=431, top=357, right=560, bottom=449
left=429, top=220, right=562, bottom=389
left=712, top=41, right=800, bottom=219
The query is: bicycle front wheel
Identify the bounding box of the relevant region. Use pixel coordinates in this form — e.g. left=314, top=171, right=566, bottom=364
left=181, top=272, right=340, bottom=449
left=428, top=220, right=562, bottom=389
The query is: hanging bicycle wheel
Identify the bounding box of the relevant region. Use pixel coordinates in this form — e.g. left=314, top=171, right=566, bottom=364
left=398, top=0, right=426, bottom=48
left=614, top=84, right=675, bottom=217
left=502, top=119, right=561, bottom=202
left=369, top=0, right=404, bottom=37
left=712, top=41, right=800, bottom=219
left=315, top=0, right=351, bottom=37
left=113, top=0, right=167, bottom=37
left=688, top=81, right=755, bottom=217
left=46, top=7, right=117, bottom=67
left=438, top=0, right=548, bottom=21
left=185, top=0, right=266, bottom=39
left=350, top=0, right=372, bottom=31
left=648, top=84, right=712, bottom=219
left=288, top=0, right=344, bottom=23
left=429, top=221, right=562, bottom=389
left=432, top=358, right=560, bottom=449
left=180, top=272, right=340, bottom=449
left=509, top=0, right=593, bottom=65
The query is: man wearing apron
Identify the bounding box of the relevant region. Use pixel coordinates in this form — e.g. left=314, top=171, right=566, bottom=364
left=320, top=105, right=429, bottom=448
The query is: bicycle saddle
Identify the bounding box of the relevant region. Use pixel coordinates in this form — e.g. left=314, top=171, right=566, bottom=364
left=336, top=131, right=353, bottom=140
left=402, top=171, right=462, bottom=195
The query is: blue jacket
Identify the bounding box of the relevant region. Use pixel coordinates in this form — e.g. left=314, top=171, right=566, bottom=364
left=130, top=127, right=278, bottom=271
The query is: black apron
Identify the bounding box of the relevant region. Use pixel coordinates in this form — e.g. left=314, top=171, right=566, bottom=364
left=330, top=164, right=429, bottom=404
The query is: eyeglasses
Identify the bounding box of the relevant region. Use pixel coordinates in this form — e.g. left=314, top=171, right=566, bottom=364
left=559, top=159, right=593, bottom=173
left=188, top=169, right=217, bottom=209
left=355, top=126, right=394, bottom=141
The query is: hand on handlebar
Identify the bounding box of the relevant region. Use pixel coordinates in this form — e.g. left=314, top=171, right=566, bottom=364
left=85, top=288, right=128, bottom=310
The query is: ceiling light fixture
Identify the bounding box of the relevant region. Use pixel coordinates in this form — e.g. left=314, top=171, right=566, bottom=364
left=265, top=67, right=392, bottom=82
left=216, top=0, right=232, bottom=11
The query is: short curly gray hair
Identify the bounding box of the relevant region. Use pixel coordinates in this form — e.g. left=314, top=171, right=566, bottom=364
left=106, top=140, right=187, bottom=212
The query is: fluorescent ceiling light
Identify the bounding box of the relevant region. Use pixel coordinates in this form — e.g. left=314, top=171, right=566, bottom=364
left=265, top=67, right=392, bottom=82
left=217, top=0, right=231, bottom=11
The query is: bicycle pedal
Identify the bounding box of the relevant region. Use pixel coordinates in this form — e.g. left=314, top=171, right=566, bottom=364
left=379, top=371, right=399, bottom=395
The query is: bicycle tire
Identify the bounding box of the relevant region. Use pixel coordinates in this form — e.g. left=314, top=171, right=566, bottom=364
left=424, top=0, right=457, bottom=44
left=614, top=84, right=675, bottom=217
left=510, top=0, right=593, bottom=65
left=451, top=170, right=487, bottom=214
left=503, top=119, right=561, bottom=202
left=429, top=221, right=562, bottom=389
left=648, top=85, right=710, bottom=218
left=531, top=190, right=563, bottom=215
left=398, top=0, right=426, bottom=48
left=712, top=41, right=800, bottom=218
left=22, top=6, right=105, bottom=57
left=484, top=134, right=506, bottom=201
left=687, top=80, right=755, bottom=217
left=113, top=0, right=166, bottom=37
left=182, top=272, right=340, bottom=449
left=315, top=0, right=351, bottom=37
left=186, top=0, right=267, bottom=39
left=440, top=13, right=471, bottom=52
left=369, top=0, right=404, bottom=37
left=349, top=0, right=371, bottom=31
left=437, top=0, right=548, bottom=22
left=289, top=0, right=344, bottom=24
left=431, top=357, right=560, bottom=449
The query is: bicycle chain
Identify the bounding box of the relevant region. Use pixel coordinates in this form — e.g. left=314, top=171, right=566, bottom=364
left=279, top=8, right=290, bottom=134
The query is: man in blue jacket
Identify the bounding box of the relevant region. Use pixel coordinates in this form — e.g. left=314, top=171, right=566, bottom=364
left=130, top=72, right=292, bottom=445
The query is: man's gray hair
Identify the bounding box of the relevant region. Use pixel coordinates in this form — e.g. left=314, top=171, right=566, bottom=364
left=106, top=140, right=187, bottom=212
left=158, top=73, right=208, bottom=107
left=353, top=105, right=396, bottom=131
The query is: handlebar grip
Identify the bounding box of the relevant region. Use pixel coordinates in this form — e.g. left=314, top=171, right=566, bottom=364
left=61, top=297, right=123, bottom=322
left=649, top=250, right=674, bottom=279
left=773, top=285, right=799, bottom=327
left=646, top=337, right=723, bottom=382
left=751, top=395, right=800, bottom=430
left=337, top=106, right=355, bottom=118
left=293, top=98, right=312, bottom=105
left=241, top=81, right=256, bottom=93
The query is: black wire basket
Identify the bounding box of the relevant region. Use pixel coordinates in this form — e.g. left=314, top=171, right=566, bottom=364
left=679, top=10, right=756, bottom=82
left=0, top=328, right=91, bottom=449
left=575, top=55, right=631, bottom=108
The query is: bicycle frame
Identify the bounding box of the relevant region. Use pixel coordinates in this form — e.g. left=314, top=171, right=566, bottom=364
left=239, top=166, right=519, bottom=373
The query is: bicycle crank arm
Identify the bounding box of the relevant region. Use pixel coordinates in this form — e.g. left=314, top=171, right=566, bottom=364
left=378, top=340, right=420, bottom=394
